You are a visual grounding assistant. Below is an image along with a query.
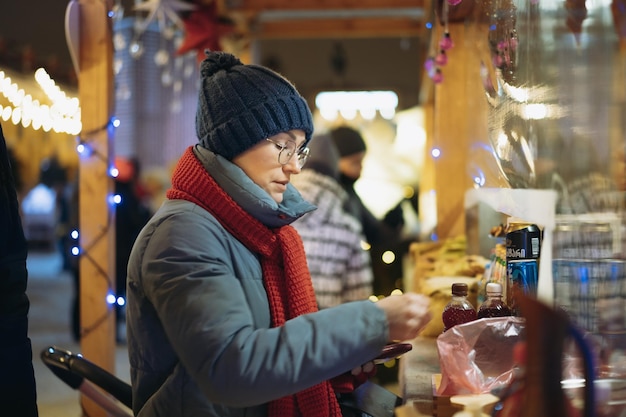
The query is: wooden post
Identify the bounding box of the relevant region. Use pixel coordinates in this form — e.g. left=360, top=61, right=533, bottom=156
left=70, top=0, right=116, bottom=415
left=420, top=13, right=490, bottom=241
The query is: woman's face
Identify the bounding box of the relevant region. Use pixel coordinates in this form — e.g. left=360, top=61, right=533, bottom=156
left=233, top=130, right=307, bottom=204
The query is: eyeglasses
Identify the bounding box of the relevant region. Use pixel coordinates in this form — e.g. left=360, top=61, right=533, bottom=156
left=266, top=138, right=309, bottom=169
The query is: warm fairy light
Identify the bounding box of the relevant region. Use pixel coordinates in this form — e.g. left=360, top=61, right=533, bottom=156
left=315, top=91, right=398, bottom=121
left=0, top=68, right=81, bottom=135
left=381, top=250, right=396, bottom=264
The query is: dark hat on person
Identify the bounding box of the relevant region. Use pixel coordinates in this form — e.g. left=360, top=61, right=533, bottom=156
left=304, top=133, right=340, bottom=179
left=196, top=50, right=314, bottom=160
left=329, top=126, right=367, bottom=158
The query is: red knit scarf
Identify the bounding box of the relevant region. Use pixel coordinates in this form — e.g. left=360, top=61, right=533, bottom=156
left=166, top=147, right=342, bottom=417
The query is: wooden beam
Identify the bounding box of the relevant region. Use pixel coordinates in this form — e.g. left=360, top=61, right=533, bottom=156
left=222, top=0, right=426, bottom=12
left=219, top=0, right=431, bottom=39
left=251, top=16, right=426, bottom=39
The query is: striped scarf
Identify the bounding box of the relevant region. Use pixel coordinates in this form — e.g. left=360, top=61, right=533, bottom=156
left=166, top=147, right=342, bottom=417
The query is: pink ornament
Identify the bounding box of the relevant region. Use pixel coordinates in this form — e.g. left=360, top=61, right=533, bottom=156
left=432, top=69, right=444, bottom=84
left=435, top=50, right=448, bottom=66
left=493, top=54, right=504, bottom=67
left=448, top=0, right=463, bottom=5
left=439, top=33, right=454, bottom=50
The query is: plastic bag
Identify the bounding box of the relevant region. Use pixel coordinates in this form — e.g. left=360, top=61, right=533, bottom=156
left=436, top=316, right=526, bottom=396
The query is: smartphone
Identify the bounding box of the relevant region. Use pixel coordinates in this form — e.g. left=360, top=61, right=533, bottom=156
left=373, top=342, right=413, bottom=364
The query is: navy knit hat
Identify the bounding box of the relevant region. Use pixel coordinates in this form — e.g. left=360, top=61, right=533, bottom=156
left=196, top=51, right=314, bottom=160
left=329, top=126, right=367, bottom=158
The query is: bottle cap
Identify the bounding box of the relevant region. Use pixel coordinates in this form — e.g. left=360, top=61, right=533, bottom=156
left=486, top=282, right=502, bottom=295
left=451, top=283, right=469, bottom=296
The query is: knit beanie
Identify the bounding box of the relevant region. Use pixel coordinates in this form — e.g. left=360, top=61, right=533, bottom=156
left=196, top=51, right=314, bottom=160
left=329, top=126, right=367, bottom=158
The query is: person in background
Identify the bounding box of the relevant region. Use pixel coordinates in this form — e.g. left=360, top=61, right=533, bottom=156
left=40, top=155, right=70, bottom=251
left=114, top=156, right=150, bottom=343
left=330, top=126, right=406, bottom=295
left=62, top=175, right=80, bottom=341
left=125, top=50, right=431, bottom=417
left=291, top=133, right=374, bottom=309
left=330, top=126, right=405, bottom=248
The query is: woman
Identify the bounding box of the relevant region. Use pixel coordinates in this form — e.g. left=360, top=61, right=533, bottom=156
left=125, top=50, right=431, bottom=417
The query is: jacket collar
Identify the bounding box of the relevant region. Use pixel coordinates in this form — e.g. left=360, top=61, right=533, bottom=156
left=193, top=145, right=315, bottom=228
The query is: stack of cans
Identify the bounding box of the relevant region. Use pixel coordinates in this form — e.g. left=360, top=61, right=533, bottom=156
left=506, top=222, right=541, bottom=315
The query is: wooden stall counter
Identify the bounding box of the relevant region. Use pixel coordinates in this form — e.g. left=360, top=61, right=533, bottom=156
left=397, top=337, right=441, bottom=417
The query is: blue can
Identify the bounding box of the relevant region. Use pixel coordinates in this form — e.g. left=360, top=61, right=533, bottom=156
left=507, top=259, right=538, bottom=296
left=506, top=224, right=541, bottom=314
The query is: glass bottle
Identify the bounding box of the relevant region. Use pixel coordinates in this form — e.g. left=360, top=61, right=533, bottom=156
left=442, top=283, right=477, bottom=332
left=477, top=282, right=511, bottom=319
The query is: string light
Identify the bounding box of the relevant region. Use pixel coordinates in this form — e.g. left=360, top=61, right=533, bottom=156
left=106, top=293, right=117, bottom=305
left=76, top=140, right=93, bottom=157
left=315, top=91, right=398, bottom=121
left=0, top=68, right=81, bottom=134
left=68, top=115, right=126, bottom=339
left=105, top=293, right=126, bottom=307
left=112, top=194, right=122, bottom=205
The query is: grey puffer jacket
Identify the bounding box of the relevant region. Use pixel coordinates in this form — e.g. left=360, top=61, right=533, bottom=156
left=126, top=146, right=389, bottom=417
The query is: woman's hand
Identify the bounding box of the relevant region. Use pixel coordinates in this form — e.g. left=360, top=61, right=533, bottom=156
left=375, top=293, right=432, bottom=341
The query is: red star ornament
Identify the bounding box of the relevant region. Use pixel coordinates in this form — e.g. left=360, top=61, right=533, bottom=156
left=177, top=3, right=235, bottom=63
